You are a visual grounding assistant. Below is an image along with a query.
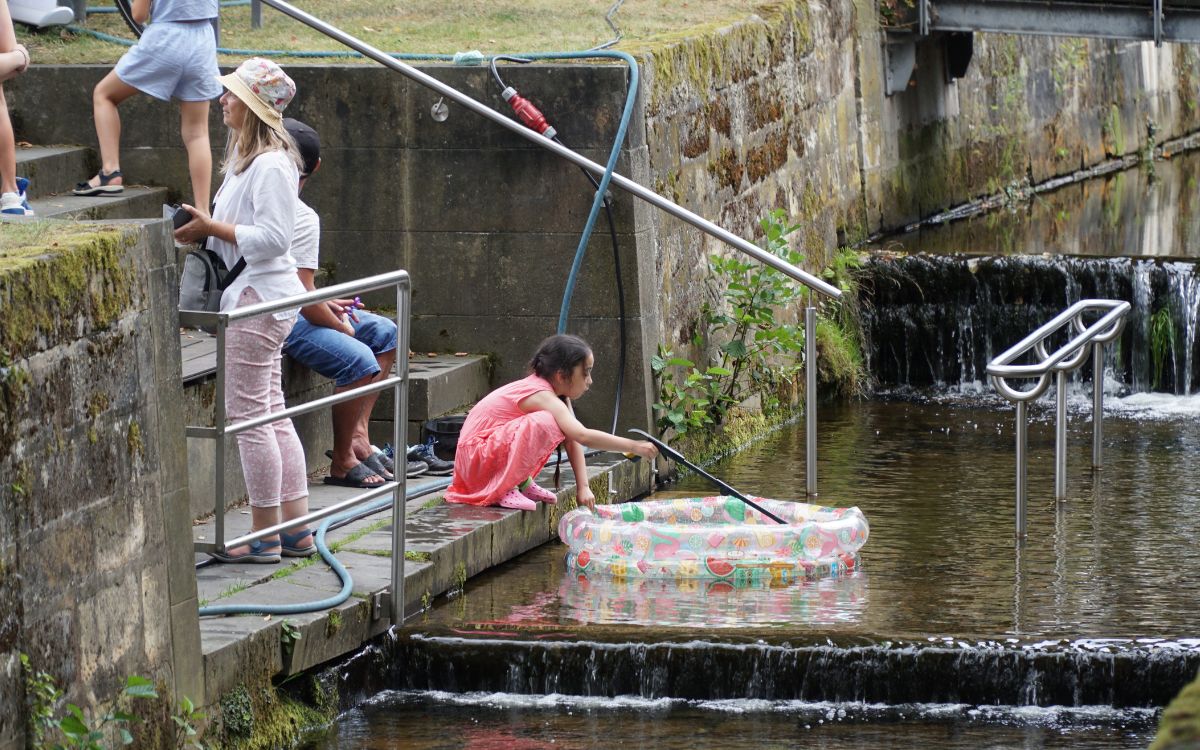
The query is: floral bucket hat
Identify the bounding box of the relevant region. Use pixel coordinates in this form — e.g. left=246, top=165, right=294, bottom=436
left=216, top=57, right=296, bottom=133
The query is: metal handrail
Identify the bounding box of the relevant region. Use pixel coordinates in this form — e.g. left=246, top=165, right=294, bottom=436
left=986, top=299, right=1131, bottom=537
left=253, top=0, right=835, bottom=498
left=256, top=0, right=841, bottom=300
left=184, top=270, right=412, bottom=624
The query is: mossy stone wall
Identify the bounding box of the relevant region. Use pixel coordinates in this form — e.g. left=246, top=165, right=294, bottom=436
left=0, top=221, right=200, bottom=749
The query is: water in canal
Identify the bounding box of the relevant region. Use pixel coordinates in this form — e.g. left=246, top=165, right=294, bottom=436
left=303, top=154, right=1200, bottom=748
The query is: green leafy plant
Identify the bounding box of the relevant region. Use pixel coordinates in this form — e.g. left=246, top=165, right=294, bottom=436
left=22, top=654, right=208, bottom=750
left=280, top=620, right=302, bottom=661
left=24, top=661, right=157, bottom=749
left=22, top=653, right=60, bottom=748
left=651, top=211, right=866, bottom=437
left=171, top=696, right=209, bottom=750
left=654, top=210, right=810, bottom=436
left=1150, top=306, right=1175, bottom=390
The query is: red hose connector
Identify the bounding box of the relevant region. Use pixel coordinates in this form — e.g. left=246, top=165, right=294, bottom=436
left=501, top=86, right=557, bottom=140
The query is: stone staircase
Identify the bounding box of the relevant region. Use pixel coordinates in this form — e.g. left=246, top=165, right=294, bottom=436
left=15, top=144, right=169, bottom=219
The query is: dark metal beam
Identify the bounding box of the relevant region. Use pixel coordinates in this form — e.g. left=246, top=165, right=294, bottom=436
left=930, top=0, right=1200, bottom=43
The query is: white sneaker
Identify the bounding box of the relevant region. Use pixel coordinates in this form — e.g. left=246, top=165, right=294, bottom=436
left=1, top=191, right=32, bottom=216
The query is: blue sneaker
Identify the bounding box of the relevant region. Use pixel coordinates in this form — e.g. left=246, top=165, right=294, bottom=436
left=407, top=438, right=454, bottom=476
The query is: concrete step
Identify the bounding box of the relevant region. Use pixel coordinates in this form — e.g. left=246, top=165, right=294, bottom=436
left=14, top=145, right=94, bottom=199
left=25, top=186, right=170, bottom=221
left=373, top=353, right=491, bottom=435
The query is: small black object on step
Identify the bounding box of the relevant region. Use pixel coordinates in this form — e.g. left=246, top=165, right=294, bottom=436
left=423, top=415, right=467, bottom=460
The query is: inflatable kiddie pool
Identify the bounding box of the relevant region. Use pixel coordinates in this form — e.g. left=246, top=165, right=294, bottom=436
left=557, top=495, right=869, bottom=581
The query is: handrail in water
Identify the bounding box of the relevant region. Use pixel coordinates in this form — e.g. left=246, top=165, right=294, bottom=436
left=986, top=299, right=1130, bottom=537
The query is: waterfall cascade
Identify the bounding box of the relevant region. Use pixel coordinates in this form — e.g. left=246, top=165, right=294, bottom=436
left=860, top=255, right=1200, bottom=394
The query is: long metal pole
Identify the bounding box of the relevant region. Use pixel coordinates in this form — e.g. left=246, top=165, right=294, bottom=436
left=805, top=305, right=818, bottom=497
left=214, top=319, right=228, bottom=550
left=1015, top=400, right=1027, bottom=537
left=257, top=0, right=841, bottom=300
left=1092, top=342, right=1103, bottom=469
left=1055, top=370, right=1068, bottom=501
left=391, top=285, right=411, bottom=625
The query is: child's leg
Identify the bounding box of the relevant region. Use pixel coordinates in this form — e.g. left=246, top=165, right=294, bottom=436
left=0, top=1, right=16, bottom=51
left=0, top=3, right=17, bottom=195
left=85, top=71, right=139, bottom=186
left=179, top=99, right=211, bottom=209
left=0, top=86, right=15, bottom=195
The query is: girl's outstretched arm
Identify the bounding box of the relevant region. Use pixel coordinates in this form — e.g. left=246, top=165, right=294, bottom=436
left=520, top=391, right=658, bottom=459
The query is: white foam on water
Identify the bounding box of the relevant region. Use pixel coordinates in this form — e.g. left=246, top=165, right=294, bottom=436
left=372, top=690, right=1159, bottom=730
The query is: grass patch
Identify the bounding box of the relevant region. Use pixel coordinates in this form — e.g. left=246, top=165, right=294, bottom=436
left=17, top=0, right=764, bottom=66
left=0, top=220, right=116, bottom=254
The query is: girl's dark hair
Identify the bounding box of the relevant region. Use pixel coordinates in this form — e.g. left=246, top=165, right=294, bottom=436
left=529, top=334, right=592, bottom=381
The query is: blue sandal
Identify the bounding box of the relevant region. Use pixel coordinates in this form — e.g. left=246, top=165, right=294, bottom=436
left=281, top=528, right=315, bottom=557
left=210, top=538, right=281, bottom=564
left=73, top=169, right=124, bottom=196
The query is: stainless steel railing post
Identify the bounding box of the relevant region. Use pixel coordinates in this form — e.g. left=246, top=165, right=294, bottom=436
left=251, top=0, right=262, bottom=28
left=391, top=283, right=411, bottom=626
left=214, top=316, right=228, bottom=549
left=1055, top=370, right=1068, bottom=501
left=1015, top=400, right=1027, bottom=538
left=805, top=304, right=818, bottom=497
left=1092, top=342, right=1104, bottom=469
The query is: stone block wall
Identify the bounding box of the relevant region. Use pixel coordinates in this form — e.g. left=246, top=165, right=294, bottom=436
left=0, top=222, right=200, bottom=748
left=6, top=63, right=651, bottom=433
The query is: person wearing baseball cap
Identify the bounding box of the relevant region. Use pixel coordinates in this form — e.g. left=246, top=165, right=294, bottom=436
left=278, top=118, right=440, bottom=491
left=174, top=58, right=315, bottom=564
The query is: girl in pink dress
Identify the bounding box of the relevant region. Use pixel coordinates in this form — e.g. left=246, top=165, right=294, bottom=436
left=445, top=334, right=658, bottom=511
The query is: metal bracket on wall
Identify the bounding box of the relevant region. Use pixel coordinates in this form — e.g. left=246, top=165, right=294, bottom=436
left=884, top=37, right=917, bottom=96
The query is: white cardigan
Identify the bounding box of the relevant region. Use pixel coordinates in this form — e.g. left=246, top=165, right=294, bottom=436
left=209, top=149, right=305, bottom=319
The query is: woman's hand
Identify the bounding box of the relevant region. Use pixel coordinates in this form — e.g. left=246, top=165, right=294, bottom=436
left=173, top=204, right=211, bottom=244
left=576, top=484, right=596, bottom=511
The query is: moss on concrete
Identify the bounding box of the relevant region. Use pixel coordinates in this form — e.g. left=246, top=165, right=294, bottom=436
left=639, top=1, right=807, bottom=114
left=211, top=678, right=333, bottom=750
left=0, top=222, right=135, bottom=361
left=1152, top=672, right=1200, bottom=749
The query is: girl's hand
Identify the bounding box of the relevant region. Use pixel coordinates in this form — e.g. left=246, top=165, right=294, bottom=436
left=631, top=441, right=658, bottom=460
left=576, top=484, right=596, bottom=511
left=173, top=204, right=210, bottom=244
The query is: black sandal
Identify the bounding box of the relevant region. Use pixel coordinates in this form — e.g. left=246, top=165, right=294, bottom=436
left=73, top=169, right=124, bottom=196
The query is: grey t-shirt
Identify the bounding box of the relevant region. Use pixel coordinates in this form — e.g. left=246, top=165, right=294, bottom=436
left=152, top=0, right=218, bottom=23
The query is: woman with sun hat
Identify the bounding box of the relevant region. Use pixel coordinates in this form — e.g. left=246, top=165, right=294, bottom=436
left=175, top=57, right=315, bottom=564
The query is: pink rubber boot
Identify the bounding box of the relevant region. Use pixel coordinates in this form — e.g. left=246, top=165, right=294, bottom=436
left=498, top=488, right=537, bottom=511
left=521, top=480, right=558, bottom=505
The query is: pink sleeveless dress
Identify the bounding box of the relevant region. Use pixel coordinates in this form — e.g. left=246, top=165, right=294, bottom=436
left=444, top=374, right=566, bottom=506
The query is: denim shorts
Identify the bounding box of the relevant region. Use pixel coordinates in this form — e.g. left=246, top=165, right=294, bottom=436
left=283, top=311, right=398, bottom=386
left=115, top=20, right=221, bottom=102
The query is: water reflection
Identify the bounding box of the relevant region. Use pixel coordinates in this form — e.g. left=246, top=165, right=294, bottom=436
left=876, top=150, right=1200, bottom=260
left=558, top=569, right=868, bottom=628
